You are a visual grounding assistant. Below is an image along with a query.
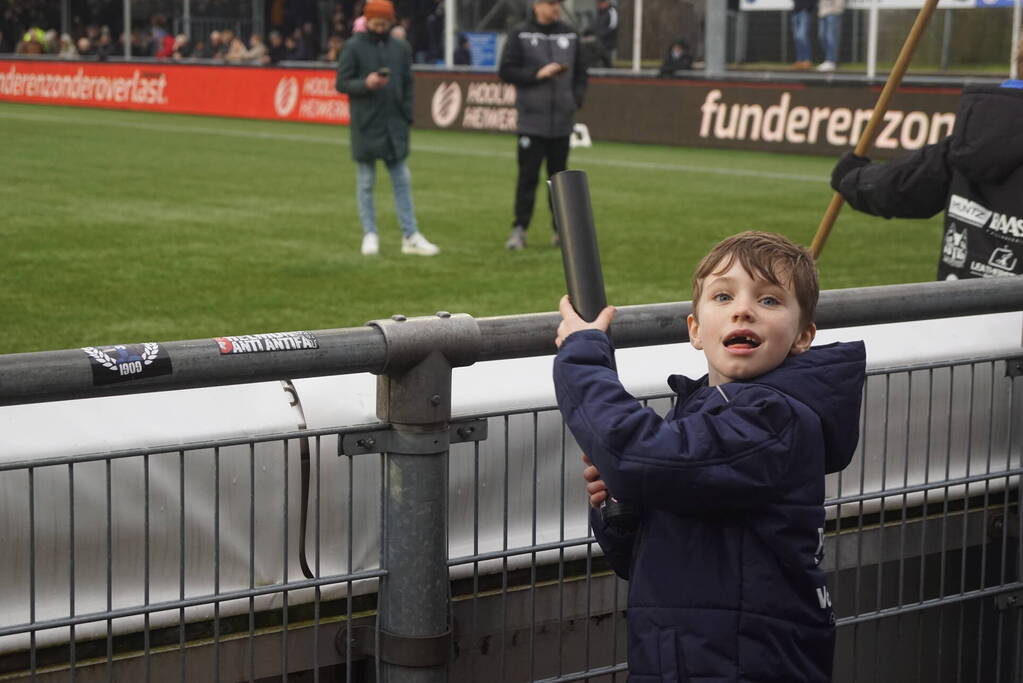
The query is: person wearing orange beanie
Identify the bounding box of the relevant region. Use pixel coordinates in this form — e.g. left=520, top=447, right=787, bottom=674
left=363, top=0, right=396, bottom=23
left=335, top=0, right=440, bottom=256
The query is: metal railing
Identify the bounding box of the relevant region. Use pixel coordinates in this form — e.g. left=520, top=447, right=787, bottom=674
left=0, top=277, right=1021, bottom=682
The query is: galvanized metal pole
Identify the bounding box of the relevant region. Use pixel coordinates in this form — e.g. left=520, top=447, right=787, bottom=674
left=867, top=0, right=878, bottom=79
left=369, top=313, right=480, bottom=682
left=61, top=0, right=70, bottom=38
left=124, top=0, right=132, bottom=58
left=939, top=8, right=952, bottom=71
left=733, top=7, right=748, bottom=64
left=704, top=0, right=726, bottom=76
left=253, top=0, right=264, bottom=40
left=1012, top=0, right=1021, bottom=80
left=184, top=0, right=191, bottom=38
left=444, top=0, right=455, bottom=66
left=631, top=0, right=642, bottom=72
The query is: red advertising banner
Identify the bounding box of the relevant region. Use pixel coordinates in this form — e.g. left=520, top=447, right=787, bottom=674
left=0, top=60, right=349, bottom=125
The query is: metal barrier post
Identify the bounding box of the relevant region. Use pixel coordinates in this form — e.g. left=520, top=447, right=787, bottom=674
left=368, top=312, right=481, bottom=682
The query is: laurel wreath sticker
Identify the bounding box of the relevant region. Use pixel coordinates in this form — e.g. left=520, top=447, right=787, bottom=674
left=82, top=346, right=117, bottom=370
left=81, top=343, right=173, bottom=385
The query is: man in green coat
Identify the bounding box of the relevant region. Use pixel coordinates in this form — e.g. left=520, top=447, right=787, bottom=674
left=336, top=0, right=439, bottom=256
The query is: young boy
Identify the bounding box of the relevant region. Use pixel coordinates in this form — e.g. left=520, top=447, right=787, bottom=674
left=553, top=231, right=865, bottom=683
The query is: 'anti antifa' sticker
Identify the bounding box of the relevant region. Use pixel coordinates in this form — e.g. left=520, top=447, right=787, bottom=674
left=82, top=343, right=173, bottom=386
left=214, top=331, right=319, bottom=355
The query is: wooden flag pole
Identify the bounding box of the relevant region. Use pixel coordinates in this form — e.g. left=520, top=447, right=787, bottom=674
left=810, top=0, right=941, bottom=260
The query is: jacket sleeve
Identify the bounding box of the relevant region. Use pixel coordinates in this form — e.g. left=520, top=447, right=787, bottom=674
left=498, top=29, right=539, bottom=85
left=572, top=33, right=588, bottom=109
left=589, top=507, right=635, bottom=580
left=835, top=138, right=953, bottom=219
left=336, top=42, right=369, bottom=97
left=553, top=330, right=798, bottom=516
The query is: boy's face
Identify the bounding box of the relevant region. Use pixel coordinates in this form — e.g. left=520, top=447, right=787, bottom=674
left=687, top=259, right=815, bottom=386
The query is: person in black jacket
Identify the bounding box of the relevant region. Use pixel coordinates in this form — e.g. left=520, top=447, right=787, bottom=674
left=498, top=0, right=587, bottom=250
left=594, top=0, right=618, bottom=67
left=658, top=38, right=693, bottom=78
left=831, top=81, right=1023, bottom=280
left=554, top=231, right=865, bottom=682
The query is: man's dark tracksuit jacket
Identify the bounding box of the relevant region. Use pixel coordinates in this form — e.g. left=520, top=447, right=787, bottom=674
left=554, top=331, right=866, bottom=682
left=498, top=16, right=587, bottom=138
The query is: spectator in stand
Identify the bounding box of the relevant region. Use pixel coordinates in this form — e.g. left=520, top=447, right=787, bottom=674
left=397, top=16, right=413, bottom=41
left=284, top=32, right=301, bottom=60
left=658, top=38, right=693, bottom=77
left=200, top=30, right=221, bottom=58
left=226, top=33, right=248, bottom=62
left=58, top=32, right=77, bottom=58
left=331, top=4, right=351, bottom=38
left=96, top=26, right=116, bottom=59
left=454, top=33, right=471, bottom=65
left=16, top=27, right=45, bottom=54
left=133, top=28, right=152, bottom=56
left=791, top=0, right=816, bottom=70
left=43, top=29, right=58, bottom=53
left=335, top=0, right=440, bottom=256
left=171, top=33, right=193, bottom=60
left=594, top=0, right=618, bottom=67
left=245, top=33, right=268, bottom=64
left=155, top=32, right=176, bottom=58
left=390, top=24, right=407, bottom=42
left=816, top=0, right=844, bottom=72
left=216, top=29, right=235, bottom=60
left=425, top=0, right=445, bottom=62
left=75, top=36, right=94, bottom=57
left=301, top=21, right=320, bottom=62
left=352, top=1, right=369, bottom=35
left=579, top=29, right=606, bottom=69
left=266, top=30, right=286, bottom=63
left=150, top=15, right=170, bottom=56
left=325, top=33, right=344, bottom=61
left=85, top=24, right=100, bottom=48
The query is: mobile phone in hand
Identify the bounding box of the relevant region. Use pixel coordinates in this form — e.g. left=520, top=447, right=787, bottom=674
left=378, top=67, right=391, bottom=77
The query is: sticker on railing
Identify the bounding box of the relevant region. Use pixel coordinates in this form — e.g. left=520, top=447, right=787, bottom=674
left=81, top=343, right=173, bottom=385
left=213, top=331, right=319, bottom=354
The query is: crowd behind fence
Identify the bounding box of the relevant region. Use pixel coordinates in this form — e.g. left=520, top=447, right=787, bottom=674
left=0, top=277, right=1021, bottom=682
left=2, top=3, right=1020, bottom=75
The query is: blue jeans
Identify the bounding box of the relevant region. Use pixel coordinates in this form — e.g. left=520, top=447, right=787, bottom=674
left=818, top=13, right=842, bottom=64
left=356, top=159, right=419, bottom=238
left=790, top=9, right=812, bottom=63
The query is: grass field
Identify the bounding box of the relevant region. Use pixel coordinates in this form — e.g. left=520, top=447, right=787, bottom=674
left=0, top=102, right=942, bottom=354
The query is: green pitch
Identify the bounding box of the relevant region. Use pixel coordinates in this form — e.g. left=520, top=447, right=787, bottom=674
left=0, top=102, right=940, bottom=354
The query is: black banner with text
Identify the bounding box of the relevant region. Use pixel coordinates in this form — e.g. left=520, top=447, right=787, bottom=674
left=414, top=72, right=964, bottom=159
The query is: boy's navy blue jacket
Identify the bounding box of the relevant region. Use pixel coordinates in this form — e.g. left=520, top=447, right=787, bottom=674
left=554, top=331, right=866, bottom=683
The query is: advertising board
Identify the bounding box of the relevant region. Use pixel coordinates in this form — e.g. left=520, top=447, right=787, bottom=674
left=0, top=60, right=349, bottom=124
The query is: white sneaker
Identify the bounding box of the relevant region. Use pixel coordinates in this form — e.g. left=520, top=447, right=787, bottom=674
left=505, top=226, right=527, bottom=250
left=816, top=61, right=836, bottom=72
left=361, top=232, right=379, bottom=255
left=401, top=232, right=440, bottom=256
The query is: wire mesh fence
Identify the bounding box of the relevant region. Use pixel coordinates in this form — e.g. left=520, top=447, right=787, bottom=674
left=0, top=351, right=1018, bottom=682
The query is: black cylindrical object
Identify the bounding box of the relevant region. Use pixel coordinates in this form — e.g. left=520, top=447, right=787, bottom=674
left=550, top=170, right=607, bottom=323
left=549, top=170, right=640, bottom=533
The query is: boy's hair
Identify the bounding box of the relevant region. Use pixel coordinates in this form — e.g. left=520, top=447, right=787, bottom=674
left=691, top=231, right=819, bottom=328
